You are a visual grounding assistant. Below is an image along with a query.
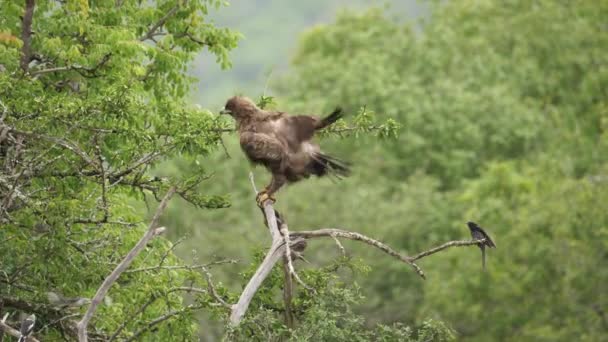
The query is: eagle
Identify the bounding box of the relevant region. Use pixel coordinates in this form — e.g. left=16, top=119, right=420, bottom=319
left=467, top=221, right=496, bottom=270
left=221, top=96, right=350, bottom=206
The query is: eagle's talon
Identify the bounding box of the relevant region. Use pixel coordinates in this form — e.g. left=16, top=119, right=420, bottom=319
left=256, top=191, right=275, bottom=207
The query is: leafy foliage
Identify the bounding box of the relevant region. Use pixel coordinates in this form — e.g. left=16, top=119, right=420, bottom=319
left=0, top=0, right=238, bottom=340
left=227, top=257, right=455, bottom=341
left=165, top=0, right=607, bottom=341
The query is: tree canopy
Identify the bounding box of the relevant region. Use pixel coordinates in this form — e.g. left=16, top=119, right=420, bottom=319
left=1, top=0, right=606, bottom=341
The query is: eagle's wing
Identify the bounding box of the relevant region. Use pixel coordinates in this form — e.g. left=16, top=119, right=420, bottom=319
left=240, top=132, right=286, bottom=170
left=275, top=115, right=318, bottom=151
left=275, top=108, right=343, bottom=148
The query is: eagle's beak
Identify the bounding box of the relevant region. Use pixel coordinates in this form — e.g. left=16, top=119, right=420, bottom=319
left=220, top=109, right=232, bottom=115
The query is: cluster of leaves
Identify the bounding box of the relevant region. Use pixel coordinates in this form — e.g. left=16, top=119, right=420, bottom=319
left=0, top=0, right=239, bottom=340
left=226, top=256, right=454, bottom=341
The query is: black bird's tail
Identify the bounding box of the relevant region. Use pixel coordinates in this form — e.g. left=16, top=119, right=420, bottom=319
left=315, top=107, right=343, bottom=130
left=311, top=153, right=351, bottom=179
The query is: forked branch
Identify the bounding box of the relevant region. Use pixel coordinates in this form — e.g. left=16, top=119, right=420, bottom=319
left=229, top=174, right=486, bottom=326
left=76, top=187, right=177, bottom=342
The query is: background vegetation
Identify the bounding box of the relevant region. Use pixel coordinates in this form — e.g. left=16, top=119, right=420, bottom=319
left=1, top=0, right=606, bottom=341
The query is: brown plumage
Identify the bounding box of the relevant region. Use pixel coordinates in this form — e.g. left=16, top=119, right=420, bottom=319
left=222, top=96, right=350, bottom=205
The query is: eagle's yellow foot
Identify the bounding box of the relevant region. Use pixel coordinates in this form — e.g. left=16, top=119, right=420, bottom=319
left=256, top=191, right=276, bottom=207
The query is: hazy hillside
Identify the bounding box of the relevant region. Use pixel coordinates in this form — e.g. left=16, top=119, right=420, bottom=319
left=188, top=0, right=428, bottom=108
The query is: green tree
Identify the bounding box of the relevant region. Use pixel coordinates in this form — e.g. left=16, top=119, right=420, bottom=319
left=0, top=0, right=238, bottom=340
left=276, top=1, right=608, bottom=341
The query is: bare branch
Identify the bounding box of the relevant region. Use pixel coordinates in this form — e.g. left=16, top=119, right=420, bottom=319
left=20, top=0, right=35, bottom=72
left=230, top=174, right=486, bottom=326
left=93, top=135, right=109, bottom=222
left=125, top=259, right=237, bottom=273
left=110, top=150, right=167, bottom=180
left=200, top=266, right=231, bottom=309
left=291, top=228, right=425, bottom=278
left=282, top=257, right=295, bottom=329
left=139, top=5, right=180, bottom=42
left=279, top=223, right=312, bottom=291
left=30, top=53, right=112, bottom=77
left=230, top=174, right=307, bottom=325
left=3, top=125, right=97, bottom=167
left=77, top=187, right=176, bottom=342
left=331, top=233, right=346, bottom=257
left=410, top=239, right=485, bottom=262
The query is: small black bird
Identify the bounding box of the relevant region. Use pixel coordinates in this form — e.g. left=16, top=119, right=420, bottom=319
left=467, top=221, right=496, bottom=271
left=18, top=314, right=35, bottom=342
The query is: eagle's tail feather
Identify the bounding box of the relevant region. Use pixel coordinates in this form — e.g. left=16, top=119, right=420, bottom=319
left=316, top=107, right=343, bottom=130
left=311, top=153, right=351, bottom=179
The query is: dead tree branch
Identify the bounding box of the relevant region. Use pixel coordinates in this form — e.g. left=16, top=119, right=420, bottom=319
left=282, top=256, right=295, bottom=329
left=76, top=186, right=176, bottom=342
left=291, top=228, right=425, bottom=278
left=410, top=239, right=486, bottom=262
left=229, top=174, right=486, bottom=325
left=200, top=265, right=231, bottom=309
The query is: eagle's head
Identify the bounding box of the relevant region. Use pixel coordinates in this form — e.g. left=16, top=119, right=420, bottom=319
left=221, top=96, right=258, bottom=120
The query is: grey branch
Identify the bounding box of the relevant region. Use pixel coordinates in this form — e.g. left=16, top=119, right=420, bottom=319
left=409, top=239, right=487, bottom=262
left=76, top=187, right=176, bottom=342
left=282, top=257, right=295, bottom=329
left=291, top=228, right=425, bottom=278
left=201, top=266, right=231, bottom=309
left=125, top=259, right=237, bottom=273
left=139, top=5, right=180, bottom=42
left=2, top=125, right=97, bottom=167
left=29, top=53, right=111, bottom=77
left=280, top=222, right=312, bottom=291
left=230, top=173, right=294, bottom=324
left=229, top=174, right=485, bottom=325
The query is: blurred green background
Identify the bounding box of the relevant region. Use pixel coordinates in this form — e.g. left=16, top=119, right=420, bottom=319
left=162, top=0, right=608, bottom=341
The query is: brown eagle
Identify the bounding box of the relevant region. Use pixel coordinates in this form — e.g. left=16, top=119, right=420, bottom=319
left=221, top=96, right=350, bottom=205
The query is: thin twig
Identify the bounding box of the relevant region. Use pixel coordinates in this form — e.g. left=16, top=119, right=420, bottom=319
left=201, top=266, right=231, bottom=309
left=331, top=233, right=346, bottom=257
left=279, top=223, right=313, bottom=291
left=76, top=187, right=176, bottom=342
left=125, top=259, right=237, bottom=273
left=3, top=126, right=96, bottom=167
left=93, top=135, right=109, bottom=222
left=139, top=5, right=180, bottom=42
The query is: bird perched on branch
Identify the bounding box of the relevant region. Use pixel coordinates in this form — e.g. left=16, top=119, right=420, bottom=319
left=467, top=221, right=496, bottom=270
left=47, top=291, right=91, bottom=309
left=18, top=314, right=35, bottom=342
left=222, top=96, right=350, bottom=206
